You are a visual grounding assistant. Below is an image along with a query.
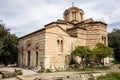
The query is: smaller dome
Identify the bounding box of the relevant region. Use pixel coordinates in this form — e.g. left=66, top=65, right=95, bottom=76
left=64, top=6, right=84, bottom=15
left=63, top=6, right=84, bottom=23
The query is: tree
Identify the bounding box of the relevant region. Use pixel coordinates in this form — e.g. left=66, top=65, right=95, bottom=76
left=0, top=24, right=7, bottom=56
left=108, top=29, right=120, bottom=63
left=0, top=24, right=8, bottom=37
left=72, top=46, right=92, bottom=69
left=0, top=23, right=18, bottom=66
left=93, top=43, right=114, bottom=66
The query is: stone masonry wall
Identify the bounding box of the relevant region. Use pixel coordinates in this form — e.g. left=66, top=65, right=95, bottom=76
left=18, top=30, right=45, bottom=68
left=45, top=26, right=74, bottom=69
left=86, top=23, right=107, bottom=49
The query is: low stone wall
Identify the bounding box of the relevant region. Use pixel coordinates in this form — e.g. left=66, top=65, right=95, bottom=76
left=35, top=72, right=106, bottom=80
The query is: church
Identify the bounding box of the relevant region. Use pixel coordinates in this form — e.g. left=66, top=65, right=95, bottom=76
left=18, top=5, right=108, bottom=69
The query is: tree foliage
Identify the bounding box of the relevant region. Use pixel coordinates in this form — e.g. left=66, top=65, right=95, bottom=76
left=72, top=46, right=92, bottom=68
left=72, top=43, right=114, bottom=67
left=0, top=24, right=18, bottom=66
left=73, top=46, right=92, bottom=59
left=93, top=43, right=114, bottom=65
left=108, top=29, right=120, bottom=63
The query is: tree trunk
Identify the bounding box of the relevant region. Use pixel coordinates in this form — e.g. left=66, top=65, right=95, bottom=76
left=102, top=58, right=104, bottom=66
left=81, top=58, right=85, bottom=70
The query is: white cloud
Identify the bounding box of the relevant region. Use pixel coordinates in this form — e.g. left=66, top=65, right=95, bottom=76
left=0, top=0, right=120, bottom=37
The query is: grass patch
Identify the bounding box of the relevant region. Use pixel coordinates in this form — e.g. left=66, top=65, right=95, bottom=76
left=112, top=72, right=120, bottom=80
left=95, top=66, right=111, bottom=70
left=55, top=66, right=110, bottom=72
left=55, top=68, right=94, bottom=72
left=74, top=68, right=94, bottom=71
left=45, top=69, right=52, bottom=73
left=112, top=60, right=120, bottom=64
left=97, top=72, right=120, bottom=80
left=97, top=74, right=117, bottom=80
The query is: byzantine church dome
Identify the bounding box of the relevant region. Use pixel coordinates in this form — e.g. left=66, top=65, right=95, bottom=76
left=63, top=5, right=84, bottom=23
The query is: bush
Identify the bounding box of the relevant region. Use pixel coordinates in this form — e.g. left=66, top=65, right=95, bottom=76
left=112, top=60, right=120, bottom=64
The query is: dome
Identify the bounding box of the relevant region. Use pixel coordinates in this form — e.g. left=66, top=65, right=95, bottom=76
left=63, top=6, right=84, bottom=23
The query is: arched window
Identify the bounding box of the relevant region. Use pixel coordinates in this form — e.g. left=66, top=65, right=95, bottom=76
left=27, top=43, right=31, bottom=47
left=26, top=41, right=32, bottom=51
left=80, top=13, right=83, bottom=21
left=102, top=36, right=106, bottom=44
left=34, top=43, right=40, bottom=67
left=57, top=40, right=60, bottom=51
left=57, top=37, right=64, bottom=53
left=61, top=40, right=63, bottom=52
left=72, top=11, right=76, bottom=20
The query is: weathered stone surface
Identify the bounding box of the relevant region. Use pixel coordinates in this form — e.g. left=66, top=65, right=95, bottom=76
left=18, top=6, right=108, bottom=69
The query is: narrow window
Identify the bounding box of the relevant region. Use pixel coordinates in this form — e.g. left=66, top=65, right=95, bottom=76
left=57, top=40, right=60, bottom=52
left=102, top=36, right=106, bottom=44
left=60, top=40, right=63, bottom=52
left=104, top=37, right=106, bottom=44
left=72, top=12, right=76, bottom=20
left=81, top=13, right=83, bottom=21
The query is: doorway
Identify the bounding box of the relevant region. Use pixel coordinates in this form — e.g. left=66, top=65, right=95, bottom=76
left=27, top=51, right=31, bottom=66
left=36, top=52, right=38, bottom=67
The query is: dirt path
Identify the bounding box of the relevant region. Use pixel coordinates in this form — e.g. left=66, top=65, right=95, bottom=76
left=105, top=64, right=120, bottom=73
left=1, top=65, right=120, bottom=80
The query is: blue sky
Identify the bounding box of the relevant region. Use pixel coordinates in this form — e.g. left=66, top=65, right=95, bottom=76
left=0, top=0, right=120, bottom=37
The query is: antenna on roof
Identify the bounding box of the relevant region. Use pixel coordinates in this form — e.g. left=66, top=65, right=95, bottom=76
left=72, top=2, right=74, bottom=7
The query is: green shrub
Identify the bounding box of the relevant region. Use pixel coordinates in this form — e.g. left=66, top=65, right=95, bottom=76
left=112, top=60, right=120, bottom=64
left=45, top=69, right=52, bottom=73
left=55, top=69, right=61, bottom=72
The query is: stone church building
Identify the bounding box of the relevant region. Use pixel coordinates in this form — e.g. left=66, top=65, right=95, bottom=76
left=18, top=6, right=108, bottom=69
